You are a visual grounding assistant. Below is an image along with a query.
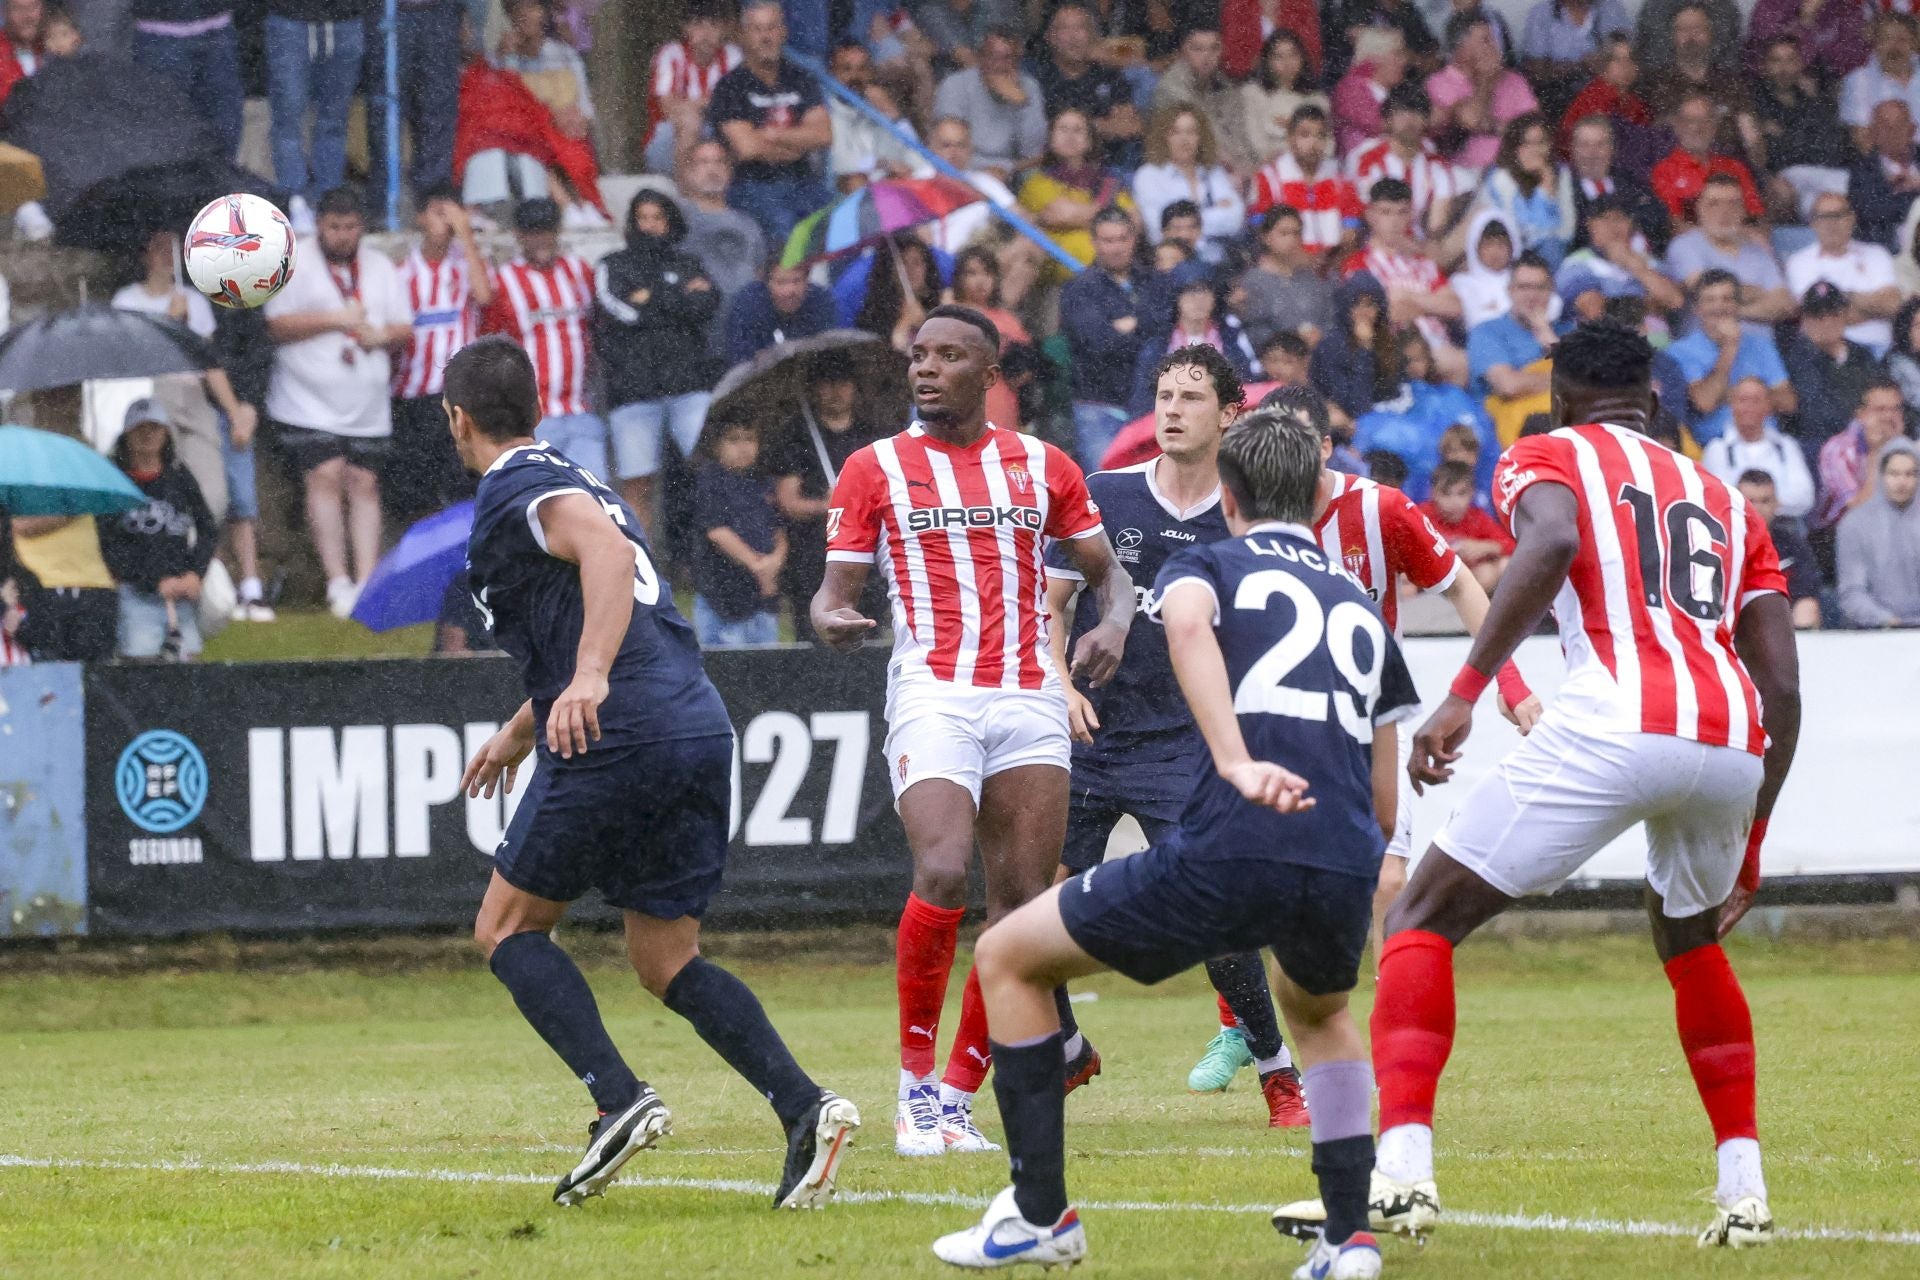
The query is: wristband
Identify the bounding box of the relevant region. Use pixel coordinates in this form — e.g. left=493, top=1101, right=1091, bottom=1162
left=1737, top=818, right=1767, bottom=894
left=1449, top=665, right=1491, bottom=703
left=1495, top=662, right=1532, bottom=708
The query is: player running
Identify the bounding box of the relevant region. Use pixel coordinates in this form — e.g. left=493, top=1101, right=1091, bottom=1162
left=1043, top=344, right=1309, bottom=1126
left=810, top=306, right=1134, bottom=1157
left=449, top=336, right=858, bottom=1210
left=1193, top=384, right=1541, bottom=1107
left=1275, top=321, right=1801, bottom=1248
left=930, top=407, right=1419, bottom=1278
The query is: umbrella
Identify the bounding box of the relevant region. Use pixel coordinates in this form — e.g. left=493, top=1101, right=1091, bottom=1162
left=0, top=424, right=146, bottom=516
left=779, top=176, right=984, bottom=268
left=0, top=306, right=215, bottom=395
left=351, top=501, right=475, bottom=632
left=1100, top=382, right=1281, bottom=471
left=704, top=330, right=909, bottom=450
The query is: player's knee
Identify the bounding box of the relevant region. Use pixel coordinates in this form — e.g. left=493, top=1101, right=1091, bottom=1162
left=972, top=924, right=1022, bottom=987
left=910, top=850, right=971, bottom=908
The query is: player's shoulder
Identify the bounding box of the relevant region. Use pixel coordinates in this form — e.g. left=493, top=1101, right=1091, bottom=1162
left=1085, top=460, right=1154, bottom=499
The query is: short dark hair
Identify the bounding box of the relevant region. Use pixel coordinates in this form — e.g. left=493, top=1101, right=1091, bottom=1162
left=830, top=37, right=869, bottom=60
left=443, top=336, right=542, bottom=442
left=1257, top=383, right=1333, bottom=438
left=1219, top=407, right=1323, bottom=523
left=807, top=347, right=858, bottom=384
left=1702, top=171, right=1746, bottom=196
left=1182, top=23, right=1221, bottom=42
left=1384, top=82, right=1431, bottom=116
left=1091, top=204, right=1137, bottom=236
left=1289, top=103, right=1328, bottom=130
left=316, top=186, right=363, bottom=219
left=1430, top=459, right=1476, bottom=492
left=416, top=181, right=462, bottom=208
left=1444, top=10, right=1492, bottom=49
left=1364, top=449, right=1409, bottom=487
left=1369, top=177, right=1414, bottom=206
left=1692, top=267, right=1739, bottom=300
left=1518, top=412, right=1558, bottom=437
left=923, top=302, right=1001, bottom=356
left=1262, top=203, right=1303, bottom=233
left=1512, top=250, right=1554, bottom=280
left=1258, top=331, right=1310, bottom=362
left=1860, top=374, right=1903, bottom=406
left=1736, top=468, right=1776, bottom=489
left=1552, top=320, right=1655, bottom=391
left=1151, top=343, right=1246, bottom=412
left=1161, top=198, right=1202, bottom=230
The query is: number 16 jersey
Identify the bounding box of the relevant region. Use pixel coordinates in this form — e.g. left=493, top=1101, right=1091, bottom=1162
left=1493, top=422, right=1786, bottom=757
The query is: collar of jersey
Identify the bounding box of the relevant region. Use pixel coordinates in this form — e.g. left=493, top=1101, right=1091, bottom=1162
left=907, top=420, right=1002, bottom=454
left=1244, top=519, right=1316, bottom=542
left=1143, top=456, right=1221, bottom=521
left=485, top=442, right=544, bottom=475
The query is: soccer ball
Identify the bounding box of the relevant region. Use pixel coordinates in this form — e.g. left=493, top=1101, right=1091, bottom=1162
left=184, top=193, right=297, bottom=310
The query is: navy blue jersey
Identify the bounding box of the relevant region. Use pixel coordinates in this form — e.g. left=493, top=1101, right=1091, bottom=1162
left=468, top=444, right=732, bottom=754
left=1045, top=462, right=1230, bottom=764
left=1151, top=520, right=1422, bottom=876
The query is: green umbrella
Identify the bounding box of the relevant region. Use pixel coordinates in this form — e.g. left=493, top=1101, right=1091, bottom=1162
left=0, top=423, right=145, bottom=516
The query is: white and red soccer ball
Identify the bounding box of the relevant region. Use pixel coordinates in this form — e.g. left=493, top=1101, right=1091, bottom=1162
left=184, top=193, right=297, bottom=310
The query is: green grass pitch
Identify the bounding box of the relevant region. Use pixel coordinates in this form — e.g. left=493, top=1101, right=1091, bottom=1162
left=1, top=932, right=1915, bottom=1278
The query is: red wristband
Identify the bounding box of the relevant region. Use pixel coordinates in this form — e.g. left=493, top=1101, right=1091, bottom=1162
left=1737, top=818, right=1767, bottom=894
left=1495, top=662, right=1532, bottom=708
left=1449, top=665, right=1491, bottom=703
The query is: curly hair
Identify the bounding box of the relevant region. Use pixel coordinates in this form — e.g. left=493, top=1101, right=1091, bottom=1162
left=1151, top=343, right=1245, bottom=413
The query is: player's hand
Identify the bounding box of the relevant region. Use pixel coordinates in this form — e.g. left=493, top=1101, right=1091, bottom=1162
left=1221, top=759, right=1314, bottom=814
left=1496, top=692, right=1543, bottom=735
left=1065, top=685, right=1100, bottom=745
left=1409, top=695, right=1474, bottom=794
left=1070, top=621, right=1126, bottom=687
left=337, top=300, right=367, bottom=332
left=815, top=606, right=876, bottom=651
left=1717, top=881, right=1756, bottom=940
left=546, top=672, right=609, bottom=758
left=462, top=719, right=535, bottom=799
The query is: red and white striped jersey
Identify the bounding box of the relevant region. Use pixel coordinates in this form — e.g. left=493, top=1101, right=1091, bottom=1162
left=826, top=424, right=1104, bottom=695
left=1249, top=153, right=1363, bottom=256
left=1493, top=423, right=1787, bottom=756
left=393, top=245, right=479, bottom=400
left=1346, top=137, right=1460, bottom=225
left=1343, top=244, right=1455, bottom=350
left=650, top=38, right=741, bottom=102
left=1314, top=471, right=1459, bottom=635
left=483, top=256, right=594, bottom=419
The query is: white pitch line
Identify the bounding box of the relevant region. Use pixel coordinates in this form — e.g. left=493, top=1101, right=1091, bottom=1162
left=3, top=1154, right=1916, bottom=1247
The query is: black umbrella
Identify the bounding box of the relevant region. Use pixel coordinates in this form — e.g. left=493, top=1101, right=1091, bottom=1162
left=0, top=305, right=214, bottom=394
left=704, top=329, right=909, bottom=450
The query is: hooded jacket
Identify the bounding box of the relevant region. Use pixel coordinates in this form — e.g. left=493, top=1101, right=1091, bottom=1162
left=1836, top=439, right=1920, bottom=627
left=594, top=192, right=723, bottom=405
left=96, top=434, right=218, bottom=595
left=1309, top=271, right=1391, bottom=420
left=1454, top=208, right=1519, bottom=331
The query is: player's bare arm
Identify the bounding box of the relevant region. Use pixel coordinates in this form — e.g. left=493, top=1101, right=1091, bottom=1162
left=1410, top=482, right=1581, bottom=792
left=810, top=560, right=878, bottom=651
left=1370, top=722, right=1398, bottom=843
left=1440, top=569, right=1544, bottom=734
left=537, top=491, right=640, bottom=758
left=1059, top=530, right=1132, bottom=688
left=1160, top=580, right=1312, bottom=814
left=1044, top=576, right=1100, bottom=744
left=1720, top=593, right=1802, bottom=938
left=463, top=699, right=536, bottom=798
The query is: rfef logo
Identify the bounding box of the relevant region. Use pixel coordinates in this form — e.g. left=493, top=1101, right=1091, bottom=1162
left=116, top=730, right=208, bottom=834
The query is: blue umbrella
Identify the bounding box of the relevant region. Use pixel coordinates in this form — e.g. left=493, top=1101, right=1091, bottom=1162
left=0, top=423, right=145, bottom=516
left=350, top=501, right=474, bottom=632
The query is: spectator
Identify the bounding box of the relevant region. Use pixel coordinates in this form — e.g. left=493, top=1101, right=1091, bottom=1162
left=1149, top=25, right=1255, bottom=174
left=1664, top=173, right=1794, bottom=331
left=1257, top=329, right=1312, bottom=390
left=1329, top=27, right=1408, bottom=155
left=1346, top=177, right=1466, bottom=383
left=265, top=0, right=369, bottom=220
left=479, top=197, right=606, bottom=479
left=1467, top=250, right=1557, bottom=403
left=1816, top=377, right=1909, bottom=529
left=1888, top=297, right=1920, bottom=411
left=1786, top=194, right=1901, bottom=354
left=129, top=0, right=241, bottom=159
left=948, top=243, right=1032, bottom=429
left=1454, top=210, right=1516, bottom=328
left=1519, top=0, right=1630, bottom=124
left=1736, top=470, right=1822, bottom=628
left=1133, top=105, right=1244, bottom=263
left=1420, top=458, right=1511, bottom=590
left=676, top=137, right=768, bottom=345
left=706, top=0, right=833, bottom=245
left=854, top=231, right=941, bottom=352
left=1476, top=113, right=1573, bottom=268
left=1222, top=0, right=1325, bottom=83
left=725, top=255, right=835, bottom=363
left=1235, top=205, right=1336, bottom=349
left=264, top=186, right=411, bottom=617
left=1632, top=0, right=1738, bottom=71
left=1058, top=205, right=1149, bottom=462
left=1030, top=2, right=1142, bottom=168
left=1752, top=35, right=1852, bottom=221
left=1744, top=0, right=1865, bottom=86
left=1666, top=268, right=1793, bottom=445
left=596, top=190, right=722, bottom=529
left=825, top=38, right=923, bottom=193
left=1438, top=419, right=1495, bottom=503
left=1364, top=448, right=1409, bottom=487
left=1127, top=274, right=1258, bottom=414
left=644, top=0, right=740, bottom=176
left=390, top=185, right=491, bottom=523
left=1836, top=440, right=1920, bottom=627
left=1555, top=194, right=1686, bottom=320
left=919, top=115, right=1020, bottom=253
left=931, top=25, right=1046, bottom=178
left=1249, top=106, right=1360, bottom=263
left=1354, top=331, right=1497, bottom=499
left=1641, top=4, right=1755, bottom=154
left=1848, top=100, right=1920, bottom=250
left=1323, top=0, right=1437, bottom=85
left=1559, top=36, right=1650, bottom=160
left=1842, top=14, right=1920, bottom=154
left=1310, top=271, right=1395, bottom=422
left=98, top=400, right=218, bottom=660
left=365, top=0, right=465, bottom=204
left=1566, top=115, right=1670, bottom=253
left=911, top=0, right=1013, bottom=69
left=1017, top=107, right=1136, bottom=268
left=1425, top=11, right=1536, bottom=171
left=0, top=0, right=43, bottom=111
left=1650, top=92, right=1764, bottom=225
left=1242, top=30, right=1328, bottom=168
left=692, top=418, right=785, bottom=646
left=1701, top=376, right=1817, bottom=517
left=1786, top=282, right=1889, bottom=457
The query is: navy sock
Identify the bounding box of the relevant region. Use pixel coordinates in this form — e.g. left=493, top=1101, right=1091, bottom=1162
left=1313, top=1134, right=1376, bottom=1246
left=1205, top=951, right=1285, bottom=1061
left=1053, top=985, right=1080, bottom=1042
left=489, top=931, right=640, bottom=1114
left=992, top=1033, right=1069, bottom=1226
left=663, top=956, right=819, bottom=1128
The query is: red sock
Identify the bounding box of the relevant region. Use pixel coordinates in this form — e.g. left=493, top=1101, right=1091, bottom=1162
left=1372, top=930, right=1456, bottom=1132
left=1665, top=945, right=1758, bottom=1144
left=941, top=965, right=993, bottom=1093
left=1216, top=992, right=1237, bottom=1030
left=897, top=893, right=964, bottom=1076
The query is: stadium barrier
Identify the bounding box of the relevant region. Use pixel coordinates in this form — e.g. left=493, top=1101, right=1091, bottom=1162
left=1, top=632, right=1914, bottom=938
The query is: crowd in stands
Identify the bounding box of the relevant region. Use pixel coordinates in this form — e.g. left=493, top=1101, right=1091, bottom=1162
left=6, top=0, right=1920, bottom=666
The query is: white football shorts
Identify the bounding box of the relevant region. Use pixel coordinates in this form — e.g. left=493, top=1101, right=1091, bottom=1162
left=882, top=682, right=1071, bottom=808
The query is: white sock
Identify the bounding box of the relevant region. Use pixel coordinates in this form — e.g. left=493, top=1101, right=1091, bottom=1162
left=1061, top=1031, right=1085, bottom=1061
left=937, top=1082, right=975, bottom=1110
left=1716, top=1138, right=1766, bottom=1205
left=327, top=574, right=353, bottom=594
left=1255, top=1047, right=1292, bottom=1075
left=239, top=576, right=263, bottom=602
left=1377, top=1123, right=1434, bottom=1184
left=899, top=1069, right=935, bottom=1099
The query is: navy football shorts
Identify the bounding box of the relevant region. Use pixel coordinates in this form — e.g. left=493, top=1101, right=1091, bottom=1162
left=1058, top=836, right=1375, bottom=996
left=1061, top=754, right=1193, bottom=872
left=494, top=733, right=732, bottom=918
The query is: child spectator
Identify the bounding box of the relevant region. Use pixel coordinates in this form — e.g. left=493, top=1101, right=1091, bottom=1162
left=1364, top=448, right=1409, bottom=488
left=1421, top=458, right=1513, bottom=591
left=1438, top=420, right=1496, bottom=508
left=1736, top=470, right=1823, bottom=629
left=97, top=400, right=219, bottom=660
left=694, top=419, right=786, bottom=647
left=645, top=0, right=740, bottom=175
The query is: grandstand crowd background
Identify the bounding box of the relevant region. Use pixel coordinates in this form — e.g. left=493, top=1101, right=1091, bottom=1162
left=4, top=0, right=1920, bottom=663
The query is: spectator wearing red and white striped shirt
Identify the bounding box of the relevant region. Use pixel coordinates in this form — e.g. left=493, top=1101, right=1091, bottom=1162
left=1247, top=105, right=1361, bottom=261
left=1345, top=177, right=1468, bottom=384
left=1346, top=82, right=1464, bottom=241
left=644, top=0, right=742, bottom=175
left=480, top=198, right=608, bottom=481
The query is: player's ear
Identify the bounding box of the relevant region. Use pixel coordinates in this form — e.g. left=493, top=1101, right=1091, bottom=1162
left=1647, top=385, right=1661, bottom=423
left=983, top=360, right=1001, bottom=391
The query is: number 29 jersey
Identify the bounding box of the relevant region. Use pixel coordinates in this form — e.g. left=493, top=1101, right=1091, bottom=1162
left=1493, top=423, right=1786, bottom=756
left=468, top=444, right=731, bottom=752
